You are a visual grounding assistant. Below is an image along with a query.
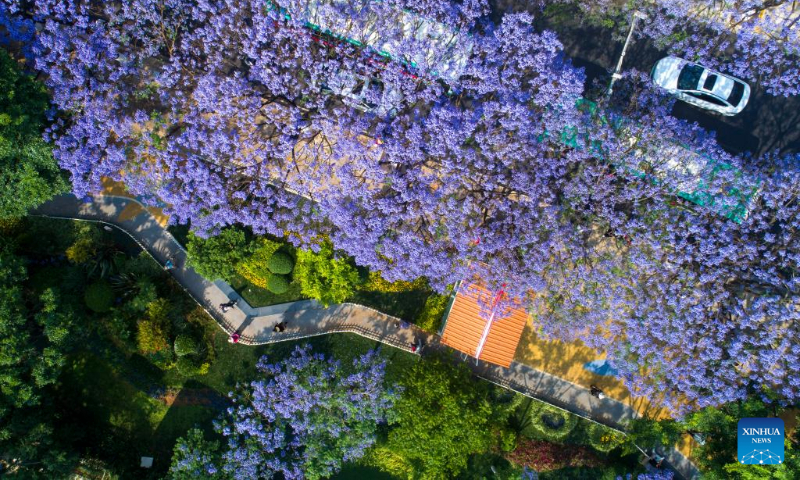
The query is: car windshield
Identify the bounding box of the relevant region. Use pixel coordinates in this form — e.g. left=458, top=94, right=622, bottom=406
left=678, top=64, right=704, bottom=91
left=728, top=82, right=745, bottom=106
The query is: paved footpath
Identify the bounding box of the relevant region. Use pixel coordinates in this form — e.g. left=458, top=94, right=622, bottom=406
left=32, top=194, right=699, bottom=480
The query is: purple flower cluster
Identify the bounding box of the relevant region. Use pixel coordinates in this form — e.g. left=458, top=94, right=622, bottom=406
left=215, top=345, right=398, bottom=479
left=4, top=0, right=800, bottom=413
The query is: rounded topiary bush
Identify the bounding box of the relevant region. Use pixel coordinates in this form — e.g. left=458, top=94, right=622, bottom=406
left=522, top=402, right=578, bottom=442
left=174, top=334, right=198, bottom=357
left=176, top=355, right=204, bottom=376
left=85, top=281, right=114, bottom=313
left=267, top=273, right=290, bottom=294
left=267, top=251, right=294, bottom=275
left=586, top=422, right=625, bottom=453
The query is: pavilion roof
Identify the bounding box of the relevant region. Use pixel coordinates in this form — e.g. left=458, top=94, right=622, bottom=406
left=440, top=281, right=529, bottom=368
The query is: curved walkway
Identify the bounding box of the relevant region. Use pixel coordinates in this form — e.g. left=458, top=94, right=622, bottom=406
left=31, top=194, right=699, bottom=479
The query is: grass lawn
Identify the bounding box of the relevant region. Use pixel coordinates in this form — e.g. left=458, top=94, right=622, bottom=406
left=54, top=351, right=219, bottom=474
left=229, top=272, right=307, bottom=307
left=347, top=287, right=434, bottom=322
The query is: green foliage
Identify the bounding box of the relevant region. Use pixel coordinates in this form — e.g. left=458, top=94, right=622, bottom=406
left=174, top=334, right=198, bottom=357
left=136, top=299, right=171, bottom=353
left=385, top=354, right=495, bottom=479
left=267, top=273, right=290, bottom=294
left=0, top=50, right=69, bottom=219
left=66, top=236, right=97, bottom=264
left=0, top=243, right=80, bottom=476
left=236, top=237, right=282, bottom=287
left=175, top=355, right=207, bottom=376
left=626, top=416, right=682, bottom=452
left=294, top=242, right=361, bottom=306
left=681, top=397, right=790, bottom=479
left=84, top=281, right=114, bottom=313
left=267, top=251, right=294, bottom=274
left=586, top=422, right=626, bottom=453
left=414, top=293, right=449, bottom=332
left=361, top=271, right=426, bottom=293
left=518, top=399, right=579, bottom=442
left=187, top=227, right=253, bottom=281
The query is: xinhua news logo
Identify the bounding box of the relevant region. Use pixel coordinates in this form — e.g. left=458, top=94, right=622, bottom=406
left=737, top=418, right=784, bottom=465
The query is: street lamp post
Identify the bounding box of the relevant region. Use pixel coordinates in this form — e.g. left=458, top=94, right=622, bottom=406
left=605, top=11, right=647, bottom=98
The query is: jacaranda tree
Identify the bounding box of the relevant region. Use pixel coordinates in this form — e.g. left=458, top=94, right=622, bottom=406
left=4, top=0, right=800, bottom=414
left=213, top=345, right=398, bottom=480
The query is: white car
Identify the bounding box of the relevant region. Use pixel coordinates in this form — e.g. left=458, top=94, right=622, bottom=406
left=651, top=56, right=750, bottom=116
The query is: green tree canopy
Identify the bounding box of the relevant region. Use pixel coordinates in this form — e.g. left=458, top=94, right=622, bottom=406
left=294, top=242, right=361, bottom=306
left=186, top=227, right=253, bottom=281
left=0, top=49, right=68, bottom=218
left=386, top=354, right=495, bottom=479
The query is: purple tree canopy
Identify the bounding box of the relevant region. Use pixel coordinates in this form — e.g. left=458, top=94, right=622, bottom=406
left=215, top=345, right=398, bottom=480
left=5, top=0, right=800, bottom=413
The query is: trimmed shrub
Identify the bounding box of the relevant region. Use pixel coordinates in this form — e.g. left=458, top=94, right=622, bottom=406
left=176, top=355, right=208, bottom=376
left=174, top=334, right=198, bottom=357
left=522, top=401, right=578, bottom=442
left=236, top=238, right=282, bottom=288
left=267, top=273, right=290, bottom=294
left=84, top=281, right=114, bottom=313
left=267, top=251, right=294, bottom=274
left=586, top=422, right=625, bottom=453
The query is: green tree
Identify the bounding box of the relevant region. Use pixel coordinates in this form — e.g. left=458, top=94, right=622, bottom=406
left=0, top=50, right=68, bottom=219
left=0, top=243, right=78, bottom=476
left=386, top=355, right=495, bottom=479
left=294, top=242, right=361, bottom=306
left=681, top=397, right=793, bottom=479
left=625, top=416, right=682, bottom=453
left=187, top=227, right=253, bottom=281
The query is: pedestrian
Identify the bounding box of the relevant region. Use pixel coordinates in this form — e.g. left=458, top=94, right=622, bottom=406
left=219, top=300, right=235, bottom=313
left=164, top=258, right=175, bottom=270
left=229, top=333, right=240, bottom=344
left=273, top=321, right=287, bottom=333
left=411, top=342, right=417, bottom=353
left=415, top=338, right=425, bottom=353
left=590, top=385, right=606, bottom=399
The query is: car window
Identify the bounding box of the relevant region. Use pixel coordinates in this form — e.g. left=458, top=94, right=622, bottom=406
left=678, top=64, right=704, bottom=90
left=687, top=91, right=728, bottom=107
left=703, top=75, right=718, bottom=90
left=728, top=82, right=745, bottom=106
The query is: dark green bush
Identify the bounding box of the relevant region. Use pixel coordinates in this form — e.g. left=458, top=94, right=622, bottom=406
left=174, top=334, right=198, bottom=357
left=267, top=273, right=290, bottom=294
left=84, top=281, right=114, bottom=313
left=267, top=251, right=294, bottom=274
left=176, top=355, right=206, bottom=376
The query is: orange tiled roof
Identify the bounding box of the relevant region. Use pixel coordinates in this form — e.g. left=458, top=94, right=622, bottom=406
left=440, top=282, right=529, bottom=368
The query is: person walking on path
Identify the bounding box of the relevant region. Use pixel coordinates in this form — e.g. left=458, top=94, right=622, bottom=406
left=219, top=300, right=236, bottom=313
left=590, top=384, right=606, bottom=399
left=273, top=321, right=287, bottom=333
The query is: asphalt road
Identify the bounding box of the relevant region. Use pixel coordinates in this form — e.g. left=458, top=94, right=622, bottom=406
left=490, top=0, right=800, bottom=158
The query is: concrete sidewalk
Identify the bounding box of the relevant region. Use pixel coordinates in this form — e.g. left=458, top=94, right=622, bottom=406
left=31, top=194, right=699, bottom=479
